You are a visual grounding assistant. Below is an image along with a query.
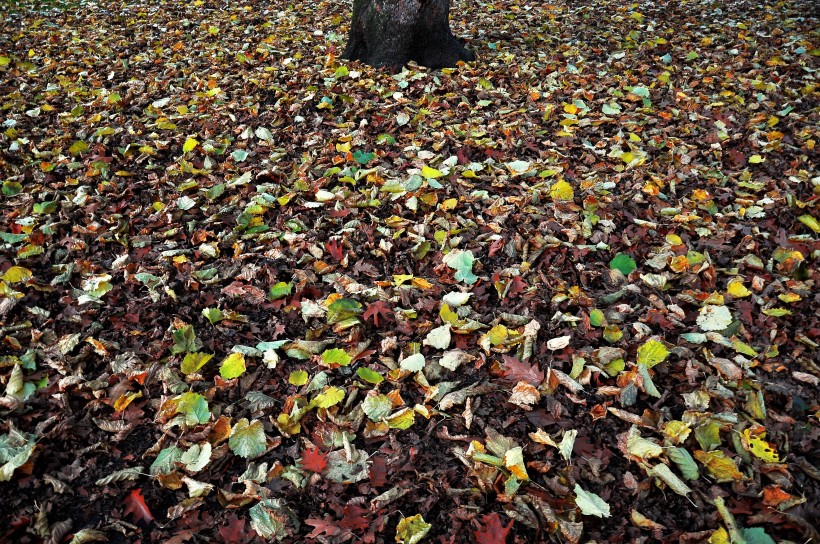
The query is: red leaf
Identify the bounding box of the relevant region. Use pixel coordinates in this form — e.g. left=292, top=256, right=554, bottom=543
left=340, top=504, right=371, bottom=531
left=368, top=455, right=387, bottom=488
left=363, top=301, right=393, bottom=328
left=305, top=515, right=341, bottom=538
left=123, top=488, right=155, bottom=524
left=501, top=355, right=544, bottom=386
left=326, top=239, right=345, bottom=262
left=300, top=446, right=328, bottom=473
left=488, top=238, right=505, bottom=257
left=504, top=275, right=528, bottom=299
left=473, top=513, right=513, bottom=544
left=219, top=514, right=253, bottom=543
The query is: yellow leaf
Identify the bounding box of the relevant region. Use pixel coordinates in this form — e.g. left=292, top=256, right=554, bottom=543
left=708, top=527, right=731, bottom=544
left=777, top=292, right=801, bottom=303
left=563, top=103, right=578, bottom=114
left=183, top=138, right=198, bottom=153
left=2, top=266, right=32, bottom=283
left=0, top=56, right=10, bottom=66
left=742, top=428, right=780, bottom=462
left=748, top=154, right=764, bottom=164
left=393, top=274, right=414, bottom=286
left=181, top=352, right=214, bottom=375
left=797, top=214, right=820, bottom=233
left=411, top=277, right=434, bottom=290
left=726, top=279, right=751, bottom=298
left=694, top=450, right=744, bottom=482
left=335, top=141, right=351, bottom=153
left=421, top=165, right=443, bottom=179
left=550, top=179, right=574, bottom=201
left=113, top=391, right=143, bottom=412
left=441, top=198, right=457, bottom=211
left=665, top=233, right=683, bottom=246
left=462, top=170, right=477, bottom=178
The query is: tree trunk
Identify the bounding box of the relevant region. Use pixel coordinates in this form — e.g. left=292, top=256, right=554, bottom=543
left=342, top=0, right=475, bottom=69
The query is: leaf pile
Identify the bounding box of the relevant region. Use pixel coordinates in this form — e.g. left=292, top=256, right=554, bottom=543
left=1, top=0, right=818, bottom=542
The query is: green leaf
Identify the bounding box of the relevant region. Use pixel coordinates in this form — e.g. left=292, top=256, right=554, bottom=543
left=2, top=181, right=22, bottom=196
left=362, top=393, right=392, bottom=421
left=180, top=352, right=213, bottom=375
left=667, top=446, right=700, bottom=480
left=180, top=442, right=211, bottom=473
left=602, top=102, right=621, bottom=115
left=741, top=527, right=776, bottom=544
left=231, top=149, right=248, bottom=162
left=175, top=392, right=211, bottom=425
left=352, top=149, right=375, bottom=164
left=648, top=462, right=692, bottom=496
left=0, top=429, right=36, bottom=481
left=636, top=339, right=669, bottom=368
left=333, top=65, right=349, bottom=78
left=399, top=353, right=425, bottom=372
left=589, top=309, right=605, bottom=327
left=442, top=250, right=478, bottom=285
left=396, top=514, right=431, bottom=544
left=229, top=418, right=267, bottom=459
left=320, top=348, right=352, bottom=367
left=171, top=325, right=200, bottom=354
left=268, top=281, right=292, bottom=300
left=313, top=386, right=345, bottom=409
left=574, top=484, right=611, bottom=517
left=696, top=305, right=733, bottom=331
left=610, top=253, right=637, bottom=275
left=202, top=307, right=223, bottom=325
left=249, top=500, right=288, bottom=540
left=326, top=298, right=362, bottom=323
left=150, top=446, right=183, bottom=475
left=356, top=367, right=383, bottom=384
left=219, top=352, right=246, bottom=379
left=68, top=140, right=89, bottom=155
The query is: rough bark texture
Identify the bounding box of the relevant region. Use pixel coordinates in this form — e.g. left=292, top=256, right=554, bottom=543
left=343, top=0, right=474, bottom=69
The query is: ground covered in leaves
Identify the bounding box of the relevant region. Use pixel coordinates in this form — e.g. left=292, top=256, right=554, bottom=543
left=1, top=0, right=818, bottom=542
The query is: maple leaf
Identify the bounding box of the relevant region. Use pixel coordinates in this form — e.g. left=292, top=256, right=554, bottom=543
left=340, top=504, right=371, bottom=531
left=300, top=446, right=328, bottom=473
left=363, top=300, right=393, bottom=327
left=218, top=514, right=254, bottom=543
left=473, top=513, right=513, bottom=544
left=123, top=489, right=155, bottom=524
left=501, top=355, right=544, bottom=386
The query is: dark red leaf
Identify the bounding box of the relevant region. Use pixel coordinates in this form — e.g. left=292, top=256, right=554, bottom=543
left=218, top=514, right=254, bottom=543
left=340, top=504, right=371, bottom=531
left=473, top=512, right=513, bottom=544
left=363, top=301, right=393, bottom=327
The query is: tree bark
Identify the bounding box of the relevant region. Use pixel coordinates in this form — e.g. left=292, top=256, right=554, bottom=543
left=343, top=0, right=474, bottom=69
